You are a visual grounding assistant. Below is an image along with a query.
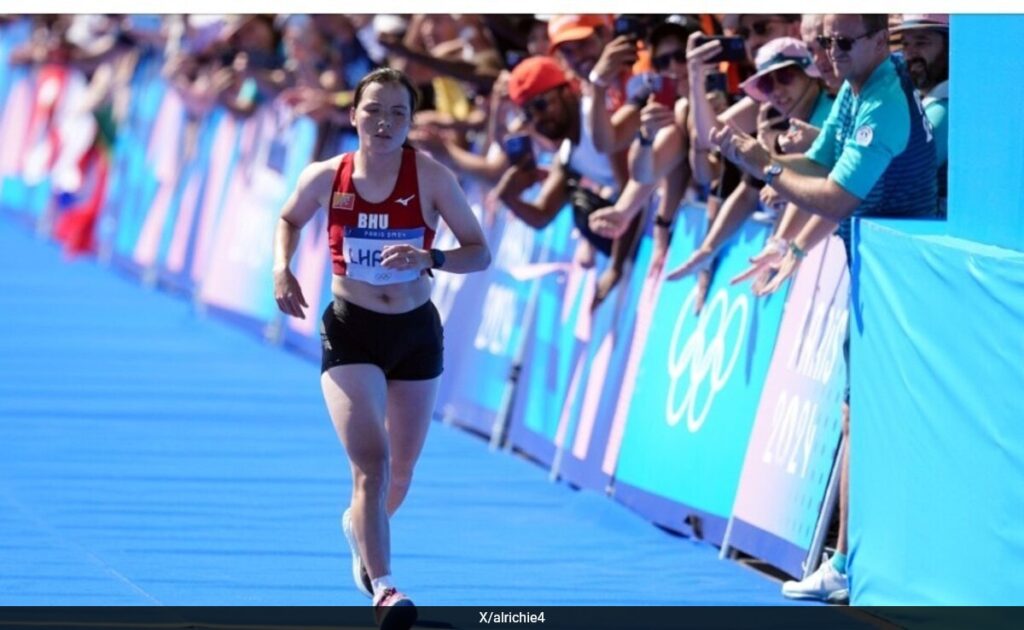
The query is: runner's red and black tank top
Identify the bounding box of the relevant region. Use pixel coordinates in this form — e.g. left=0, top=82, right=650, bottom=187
left=327, top=147, right=435, bottom=285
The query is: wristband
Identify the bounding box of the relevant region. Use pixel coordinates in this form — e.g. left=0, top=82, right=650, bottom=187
left=587, top=69, right=609, bottom=88
left=789, top=242, right=807, bottom=260
left=654, top=214, right=673, bottom=229
left=636, top=131, right=654, bottom=147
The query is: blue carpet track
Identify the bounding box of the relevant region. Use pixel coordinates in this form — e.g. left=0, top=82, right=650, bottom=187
left=0, top=219, right=804, bottom=607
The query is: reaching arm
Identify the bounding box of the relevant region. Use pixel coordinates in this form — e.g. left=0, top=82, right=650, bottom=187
left=765, top=154, right=861, bottom=222
left=791, top=212, right=840, bottom=253
left=380, top=35, right=500, bottom=90
left=712, top=123, right=862, bottom=223
left=441, top=140, right=509, bottom=184
left=587, top=36, right=640, bottom=154
left=630, top=115, right=685, bottom=184
left=494, top=161, right=569, bottom=229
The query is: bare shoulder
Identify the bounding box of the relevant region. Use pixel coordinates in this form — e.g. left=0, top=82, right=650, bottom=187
left=294, top=155, right=342, bottom=206
left=302, top=155, right=343, bottom=187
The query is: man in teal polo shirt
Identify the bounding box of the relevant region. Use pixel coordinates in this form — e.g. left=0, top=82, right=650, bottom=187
left=709, top=14, right=937, bottom=603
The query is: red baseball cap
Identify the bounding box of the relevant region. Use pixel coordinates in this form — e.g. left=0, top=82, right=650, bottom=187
left=547, top=14, right=611, bottom=53
left=508, top=56, right=570, bottom=107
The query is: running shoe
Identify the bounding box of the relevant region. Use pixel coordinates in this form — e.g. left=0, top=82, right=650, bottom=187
left=781, top=554, right=849, bottom=603
left=374, top=587, right=417, bottom=630
left=341, top=508, right=373, bottom=598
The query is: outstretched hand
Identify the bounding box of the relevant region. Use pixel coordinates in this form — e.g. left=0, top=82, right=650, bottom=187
left=589, top=205, right=634, bottom=239
left=755, top=249, right=801, bottom=296
left=710, top=124, right=771, bottom=180
left=665, top=245, right=713, bottom=281
left=730, top=237, right=796, bottom=296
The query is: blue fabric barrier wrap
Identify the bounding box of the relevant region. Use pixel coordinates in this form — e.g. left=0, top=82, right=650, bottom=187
left=850, top=218, right=1024, bottom=604
left=948, top=15, right=1024, bottom=251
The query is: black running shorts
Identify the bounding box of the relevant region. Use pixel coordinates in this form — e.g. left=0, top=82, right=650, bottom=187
left=320, top=298, right=444, bottom=380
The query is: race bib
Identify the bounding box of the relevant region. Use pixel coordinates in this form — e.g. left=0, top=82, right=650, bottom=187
left=344, top=226, right=425, bottom=286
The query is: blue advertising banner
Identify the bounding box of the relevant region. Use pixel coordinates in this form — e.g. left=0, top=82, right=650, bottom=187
left=130, top=88, right=192, bottom=273
left=0, top=68, right=36, bottom=219
left=0, top=20, right=31, bottom=106
left=99, top=60, right=167, bottom=267
left=611, top=218, right=786, bottom=543
left=148, top=108, right=229, bottom=292
left=557, top=201, right=708, bottom=492
left=504, top=209, right=597, bottom=466
left=432, top=191, right=548, bottom=438
left=196, top=107, right=317, bottom=333
left=726, top=236, right=849, bottom=577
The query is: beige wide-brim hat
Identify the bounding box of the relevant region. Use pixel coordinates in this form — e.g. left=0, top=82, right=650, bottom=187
left=892, top=14, right=950, bottom=33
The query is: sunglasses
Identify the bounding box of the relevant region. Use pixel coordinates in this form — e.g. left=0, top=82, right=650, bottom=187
left=754, top=65, right=800, bottom=96
left=816, top=30, right=878, bottom=53
left=523, top=92, right=553, bottom=121
left=652, top=49, right=687, bottom=72
left=736, top=18, right=784, bottom=40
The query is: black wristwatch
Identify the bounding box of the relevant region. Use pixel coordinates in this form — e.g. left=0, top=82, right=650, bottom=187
left=429, top=248, right=446, bottom=270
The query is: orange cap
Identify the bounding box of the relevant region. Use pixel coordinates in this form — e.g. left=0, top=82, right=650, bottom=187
left=547, top=14, right=612, bottom=53
left=508, top=56, right=570, bottom=106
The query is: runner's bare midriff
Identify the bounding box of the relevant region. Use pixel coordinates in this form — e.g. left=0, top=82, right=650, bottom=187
left=332, top=274, right=432, bottom=313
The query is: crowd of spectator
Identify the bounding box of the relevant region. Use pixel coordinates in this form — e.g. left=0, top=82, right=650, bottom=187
left=1, top=13, right=952, bottom=604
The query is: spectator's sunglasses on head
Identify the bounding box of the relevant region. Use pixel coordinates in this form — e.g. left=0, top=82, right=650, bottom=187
left=817, top=30, right=879, bottom=52
left=736, top=18, right=787, bottom=40
left=653, top=50, right=687, bottom=71
left=754, top=65, right=801, bottom=96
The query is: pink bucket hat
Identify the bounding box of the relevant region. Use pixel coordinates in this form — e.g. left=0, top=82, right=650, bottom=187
left=892, top=14, right=950, bottom=33
left=740, top=37, right=821, bottom=102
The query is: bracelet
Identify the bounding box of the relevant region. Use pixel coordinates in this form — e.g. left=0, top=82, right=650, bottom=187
left=789, top=242, right=807, bottom=260
left=636, top=131, right=653, bottom=147
left=654, top=214, right=672, bottom=229
left=587, top=69, right=609, bottom=88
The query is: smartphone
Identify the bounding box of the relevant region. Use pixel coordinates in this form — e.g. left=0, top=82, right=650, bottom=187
left=503, top=134, right=534, bottom=165
left=614, top=16, right=646, bottom=41
left=695, top=35, right=747, bottom=63
left=652, top=75, right=677, bottom=108
left=704, top=71, right=728, bottom=94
